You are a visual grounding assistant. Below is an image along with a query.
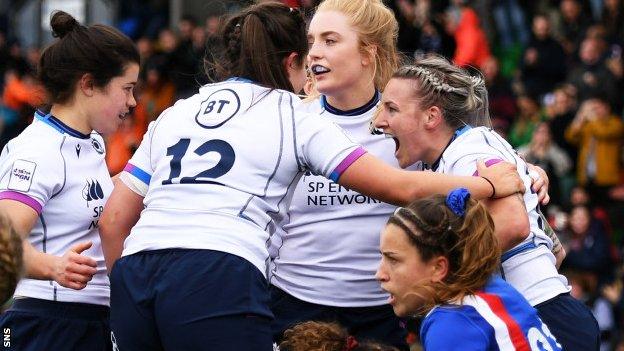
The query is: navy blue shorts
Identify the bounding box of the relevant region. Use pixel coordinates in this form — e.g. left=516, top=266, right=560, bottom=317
left=535, top=293, right=600, bottom=351
left=110, top=249, right=273, bottom=351
left=270, top=286, right=408, bottom=351
left=0, top=298, right=110, bottom=351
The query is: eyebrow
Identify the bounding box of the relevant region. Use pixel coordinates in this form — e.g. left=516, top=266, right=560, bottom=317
left=307, top=30, right=341, bottom=38
left=381, top=251, right=397, bottom=258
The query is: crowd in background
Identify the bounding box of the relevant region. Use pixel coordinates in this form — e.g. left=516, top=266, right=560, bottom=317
left=1, top=0, right=624, bottom=349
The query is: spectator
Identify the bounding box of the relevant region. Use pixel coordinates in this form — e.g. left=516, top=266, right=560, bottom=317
left=482, top=57, right=517, bottom=126
left=602, top=0, right=624, bottom=45
left=518, top=122, right=572, bottom=210
left=508, top=94, right=544, bottom=148
left=545, top=86, right=579, bottom=170
left=444, top=1, right=492, bottom=68
left=520, top=14, right=567, bottom=98
left=556, top=0, right=593, bottom=56
left=569, top=271, right=615, bottom=351
left=492, top=0, right=530, bottom=49
left=566, top=37, right=620, bottom=105
left=565, top=97, right=624, bottom=205
left=562, top=205, right=612, bottom=284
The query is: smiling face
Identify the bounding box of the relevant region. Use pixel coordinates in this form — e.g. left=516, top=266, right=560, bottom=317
left=307, top=10, right=374, bottom=98
left=374, top=78, right=434, bottom=168
left=88, top=62, right=139, bottom=135
left=376, top=223, right=440, bottom=317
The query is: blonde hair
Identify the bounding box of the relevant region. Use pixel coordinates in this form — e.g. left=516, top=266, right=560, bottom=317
left=0, top=212, right=23, bottom=305
left=394, top=54, right=492, bottom=128
left=387, top=194, right=500, bottom=314
left=315, top=0, right=399, bottom=90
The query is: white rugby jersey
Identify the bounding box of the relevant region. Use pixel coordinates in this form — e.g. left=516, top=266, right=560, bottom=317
left=269, top=93, right=420, bottom=307
left=121, top=79, right=363, bottom=277
left=433, top=126, right=569, bottom=306
left=0, top=111, right=112, bottom=306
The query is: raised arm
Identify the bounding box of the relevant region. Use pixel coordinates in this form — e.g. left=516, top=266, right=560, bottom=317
left=336, top=154, right=523, bottom=206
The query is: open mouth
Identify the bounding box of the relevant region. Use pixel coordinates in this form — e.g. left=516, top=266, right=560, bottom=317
left=310, top=64, right=331, bottom=76
left=118, top=112, right=129, bottom=120
left=385, top=133, right=400, bottom=154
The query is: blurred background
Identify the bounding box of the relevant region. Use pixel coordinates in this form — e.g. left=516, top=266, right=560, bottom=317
left=1, top=0, right=624, bottom=349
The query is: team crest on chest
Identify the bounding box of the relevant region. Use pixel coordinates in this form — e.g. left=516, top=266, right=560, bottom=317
left=91, top=138, right=104, bottom=154
left=82, top=179, right=104, bottom=207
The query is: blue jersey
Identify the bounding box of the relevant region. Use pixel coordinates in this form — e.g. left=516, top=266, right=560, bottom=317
left=421, top=277, right=562, bottom=351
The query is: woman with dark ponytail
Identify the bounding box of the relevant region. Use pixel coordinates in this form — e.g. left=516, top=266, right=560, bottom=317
left=376, top=189, right=563, bottom=350
left=0, top=10, right=139, bottom=351
left=99, top=2, right=523, bottom=350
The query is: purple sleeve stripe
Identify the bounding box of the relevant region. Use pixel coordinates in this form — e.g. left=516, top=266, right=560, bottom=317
left=329, top=147, right=367, bottom=182
left=0, top=191, right=43, bottom=214
left=472, top=158, right=503, bottom=176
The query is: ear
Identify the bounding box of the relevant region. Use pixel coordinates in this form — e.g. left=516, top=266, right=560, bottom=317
left=361, top=44, right=377, bottom=67
left=284, top=52, right=301, bottom=71
left=78, top=73, right=96, bottom=97
left=424, top=105, right=444, bottom=130
left=429, top=256, right=449, bottom=283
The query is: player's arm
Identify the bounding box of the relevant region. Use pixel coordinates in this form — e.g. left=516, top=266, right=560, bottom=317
left=99, top=179, right=143, bottom=273
left=0, top=199, right=97, bottom=290
left=337, top=154, right=524, bottom=206
left=482, top=194, right=530, bottom=251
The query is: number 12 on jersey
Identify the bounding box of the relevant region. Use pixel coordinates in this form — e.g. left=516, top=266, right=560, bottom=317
left=162, top=138, right=236, bottom=185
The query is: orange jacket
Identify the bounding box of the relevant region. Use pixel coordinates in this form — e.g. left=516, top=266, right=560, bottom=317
left=3, top=76, right=46, bottom=111
left=453, top=8, right=492, bottom=68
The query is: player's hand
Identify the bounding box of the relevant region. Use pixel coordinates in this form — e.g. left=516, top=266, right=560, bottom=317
left=53, top=241, right=97, bottom=290
left=477, top=160, right=524, bottom=198
left=528, top=164, right=550, bottom=205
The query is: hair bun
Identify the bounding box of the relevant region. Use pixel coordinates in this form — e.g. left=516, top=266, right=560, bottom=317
left=50, top=11, right=79, bottom=38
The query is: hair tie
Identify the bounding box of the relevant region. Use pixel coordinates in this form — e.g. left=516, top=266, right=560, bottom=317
left=345, top=335, right=359, bottom=351
left=446, top=188, right=470, bottom=217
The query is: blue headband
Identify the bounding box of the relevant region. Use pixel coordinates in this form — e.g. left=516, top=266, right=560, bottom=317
left=446, top=188, right=470, bottom=217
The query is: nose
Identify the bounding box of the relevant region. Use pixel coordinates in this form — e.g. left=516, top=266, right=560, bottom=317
left=375, top=264, right=388, bottom=283
left=307, top=40, right=322, bottom=61
left=373, top=108, right=388, bottom=130
left=128, top=93, right=137, bottom=108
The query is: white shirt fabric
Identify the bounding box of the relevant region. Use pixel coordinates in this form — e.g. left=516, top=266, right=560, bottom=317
left=270, top=94, right=420, bottom=307
left=121, top=80, right=363, bottom=277
left=0, top=111, right=112, bottom=306
left=433, top=126, right=569, bottom=306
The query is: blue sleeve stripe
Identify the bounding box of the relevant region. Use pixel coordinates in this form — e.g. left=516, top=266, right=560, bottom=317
left=123, top=163, right=151, bottom=185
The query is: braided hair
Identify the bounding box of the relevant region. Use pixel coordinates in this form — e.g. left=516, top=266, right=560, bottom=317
left=393, top=54, right=491, bottom=129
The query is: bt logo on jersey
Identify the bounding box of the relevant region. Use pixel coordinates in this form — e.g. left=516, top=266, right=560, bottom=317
left=195, top=88, right=241, bottom=128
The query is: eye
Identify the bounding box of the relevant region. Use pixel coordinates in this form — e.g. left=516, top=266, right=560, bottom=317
left=325, top=38, right=336, bottom=45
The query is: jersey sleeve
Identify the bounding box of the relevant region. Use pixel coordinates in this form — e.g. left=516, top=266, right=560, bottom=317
left=121, top=116, right=161, bottom=197
left=293, top=110, right=365, bottom=182
left=0, top=142, right=64, bottom=214
left=421, top=309, right=490, bottom=350
left=444, top=130, right=510, bottom=176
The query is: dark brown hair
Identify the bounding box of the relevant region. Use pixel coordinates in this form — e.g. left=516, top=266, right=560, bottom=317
left=0, top=212, right=23, bottom=305
left=280, top=321, right=398, bottom=351
left=388, top=194, right=500, bottom=313
left=38, top=11, right=140, bottom=104
left=214, top=2, right=307, bottom=92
